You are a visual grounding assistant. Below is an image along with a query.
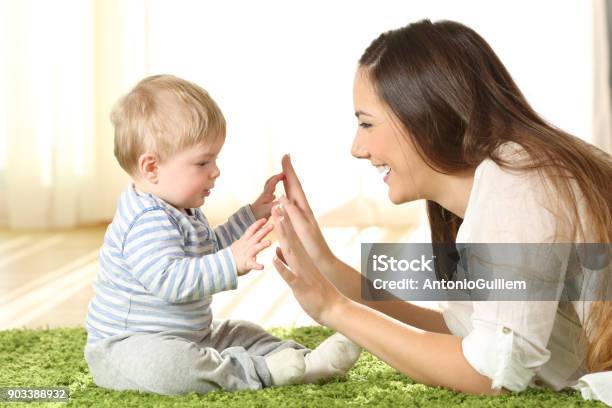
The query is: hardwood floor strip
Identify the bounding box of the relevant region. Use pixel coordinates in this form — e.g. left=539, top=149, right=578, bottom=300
left=0, top=235, right=32, bottom=253
left=0, top=249, right=99, bottom=306
left=0, top=261, right=98, bottom=329
left=0, top=235, right=65, bottom=267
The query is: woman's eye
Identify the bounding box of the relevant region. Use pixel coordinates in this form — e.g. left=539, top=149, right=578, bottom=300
left=359, top=122, right=372, bottom=129
left=197, top=162, right=209, bottom=166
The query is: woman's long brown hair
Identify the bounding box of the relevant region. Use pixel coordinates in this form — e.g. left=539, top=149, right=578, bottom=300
left=359, top=19, right=612, bottom=373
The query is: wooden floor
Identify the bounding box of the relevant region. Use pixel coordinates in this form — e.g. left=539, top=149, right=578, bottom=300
left=0, top=224, right=427, bottom=331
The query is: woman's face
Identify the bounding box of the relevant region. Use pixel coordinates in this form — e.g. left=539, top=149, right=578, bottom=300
left=352, top=68, right=431, bottom=204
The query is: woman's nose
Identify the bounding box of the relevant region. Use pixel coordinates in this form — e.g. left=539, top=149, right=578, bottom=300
left=351, top=134, right=369, bottom=159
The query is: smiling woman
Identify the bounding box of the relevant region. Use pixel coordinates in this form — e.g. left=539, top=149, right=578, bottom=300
left=270, top=18, right=612, bottom=406
left=352, top=70, right=474, bottom=213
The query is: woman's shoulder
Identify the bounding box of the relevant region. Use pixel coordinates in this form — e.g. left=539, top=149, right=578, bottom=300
left=477, top=142, right=533, bottom=182
left=460, top=142, right=566, bottom=243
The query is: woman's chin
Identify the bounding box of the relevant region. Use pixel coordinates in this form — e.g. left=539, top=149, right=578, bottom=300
left=388, top=190, right=403, bottom=204
left=388, top=189, right=415, bottom=205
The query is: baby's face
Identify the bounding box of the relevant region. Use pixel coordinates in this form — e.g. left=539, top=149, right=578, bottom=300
left=156, top=138, right=224, bottom=212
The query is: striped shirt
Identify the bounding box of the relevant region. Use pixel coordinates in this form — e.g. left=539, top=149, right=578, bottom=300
left=85, top=183, right=256, bottom=345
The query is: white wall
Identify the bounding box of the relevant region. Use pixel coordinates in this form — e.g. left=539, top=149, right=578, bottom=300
left=144, top=0, right=593, bottom=224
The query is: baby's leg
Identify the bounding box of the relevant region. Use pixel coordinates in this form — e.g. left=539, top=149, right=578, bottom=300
left=84, top=328, right=277, bottom=395
left=207, top=319, right=309, bottom=386
left=207, top=320, right=361, bottom=385
left=208, top=319, right=308, bottom=356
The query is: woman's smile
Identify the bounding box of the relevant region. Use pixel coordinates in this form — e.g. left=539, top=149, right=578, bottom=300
left=374, top=163, right=391, bottom=183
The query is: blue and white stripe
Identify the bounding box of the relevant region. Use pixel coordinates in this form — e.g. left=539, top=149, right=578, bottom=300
left=85, top=183, right=256, bottom=344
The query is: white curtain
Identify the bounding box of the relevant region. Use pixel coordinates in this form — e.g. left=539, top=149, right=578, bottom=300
left=593, top=0, right=612, bottom=153
left=0, top=0, right=146, bottom=229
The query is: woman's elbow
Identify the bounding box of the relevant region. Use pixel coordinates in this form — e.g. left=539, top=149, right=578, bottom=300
left=461, top=376, right=512, bottom=396
left=471, top=384, right=508, bottom=396
left=441, top=373, right=509, bottom=397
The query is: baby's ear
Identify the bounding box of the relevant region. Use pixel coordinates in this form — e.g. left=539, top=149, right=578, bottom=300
left=138, top=153, right=160, bottom=183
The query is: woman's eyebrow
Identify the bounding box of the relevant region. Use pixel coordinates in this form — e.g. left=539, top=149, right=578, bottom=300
left=355, top=110, right=373, bottom=118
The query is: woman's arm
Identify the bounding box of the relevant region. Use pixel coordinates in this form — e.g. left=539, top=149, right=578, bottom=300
left=327, top=297, right=503, bottom=395
left=319, top=254, right=451, bottom=334
left=271, top=204, right=504, bottom=396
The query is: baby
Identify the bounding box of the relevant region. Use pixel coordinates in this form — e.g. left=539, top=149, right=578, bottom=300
left=83, top=74, right=360, bottom=396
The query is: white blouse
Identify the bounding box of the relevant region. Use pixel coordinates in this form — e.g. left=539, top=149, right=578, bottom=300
left=438, top=142, right=611, bottom=405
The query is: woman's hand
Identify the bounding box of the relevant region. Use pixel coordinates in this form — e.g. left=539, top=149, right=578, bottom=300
left=271, top=203, right=347, bottom=327
left=280, top=154, right=334, bottom=265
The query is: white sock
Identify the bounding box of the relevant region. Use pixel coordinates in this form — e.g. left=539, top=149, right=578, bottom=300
left=302, top=333, right=361, bottom=383
left=265, top=348, right=306, bottom=386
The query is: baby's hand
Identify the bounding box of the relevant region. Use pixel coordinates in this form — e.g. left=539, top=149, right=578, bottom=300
left=230, top=218, right=274, bottom=276
left=251, top=173, right=284, bottom=220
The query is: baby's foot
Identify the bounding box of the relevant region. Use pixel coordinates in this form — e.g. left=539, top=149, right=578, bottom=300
left=265, top=348, right=306, bottom=386
left=302, top=333, right=361, bottom=383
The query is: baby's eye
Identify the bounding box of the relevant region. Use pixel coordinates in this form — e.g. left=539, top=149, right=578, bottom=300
left=197, top=162, right=209, bottom=166
left=359, top=122, right=372, bottom=129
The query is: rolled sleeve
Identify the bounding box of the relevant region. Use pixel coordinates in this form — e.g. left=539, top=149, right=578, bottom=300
left=460, top=301, right=556, bottom=392
left=462, top=320, right=549, bottom=391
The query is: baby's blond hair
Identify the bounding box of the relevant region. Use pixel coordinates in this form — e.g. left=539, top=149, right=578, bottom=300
left=111, top=74, right=226, bottom=177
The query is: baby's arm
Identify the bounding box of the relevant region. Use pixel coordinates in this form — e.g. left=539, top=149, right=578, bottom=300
left=122, top=208, right=267, bottom=304
left=214, top=205, right=257, bottom=249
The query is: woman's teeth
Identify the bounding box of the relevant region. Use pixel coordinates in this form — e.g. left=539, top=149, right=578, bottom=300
left=376, top=164, right=391, bottom=177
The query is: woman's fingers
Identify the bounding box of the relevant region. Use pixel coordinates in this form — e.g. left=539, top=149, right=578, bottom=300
left=278, top=195, right=310, bottom=226
left=281, top=154, right=313, bottom=216
left=275, top=246, right=287, bottom=264
left=272, top=253, right=296, bottom=283
left=272, top=204, right=313, bottom=272
left=271, top=206, right=291, bottom=256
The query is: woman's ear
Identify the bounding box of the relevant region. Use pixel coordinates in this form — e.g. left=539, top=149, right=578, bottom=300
left=138, top=153, right=160, bottom=184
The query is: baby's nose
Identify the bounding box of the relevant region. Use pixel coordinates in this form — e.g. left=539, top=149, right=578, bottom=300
left=211, top=165, right=220, bottom=178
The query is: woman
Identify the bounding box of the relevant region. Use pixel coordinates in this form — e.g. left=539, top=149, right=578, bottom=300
left=270, top=19, right=612, bottom=403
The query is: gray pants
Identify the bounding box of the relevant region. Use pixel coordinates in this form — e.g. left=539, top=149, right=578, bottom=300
left=84, top=319, right=308, bottom=395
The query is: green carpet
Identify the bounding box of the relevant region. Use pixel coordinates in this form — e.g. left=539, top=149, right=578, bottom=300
left=0, top=326, right=605, bottom=407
